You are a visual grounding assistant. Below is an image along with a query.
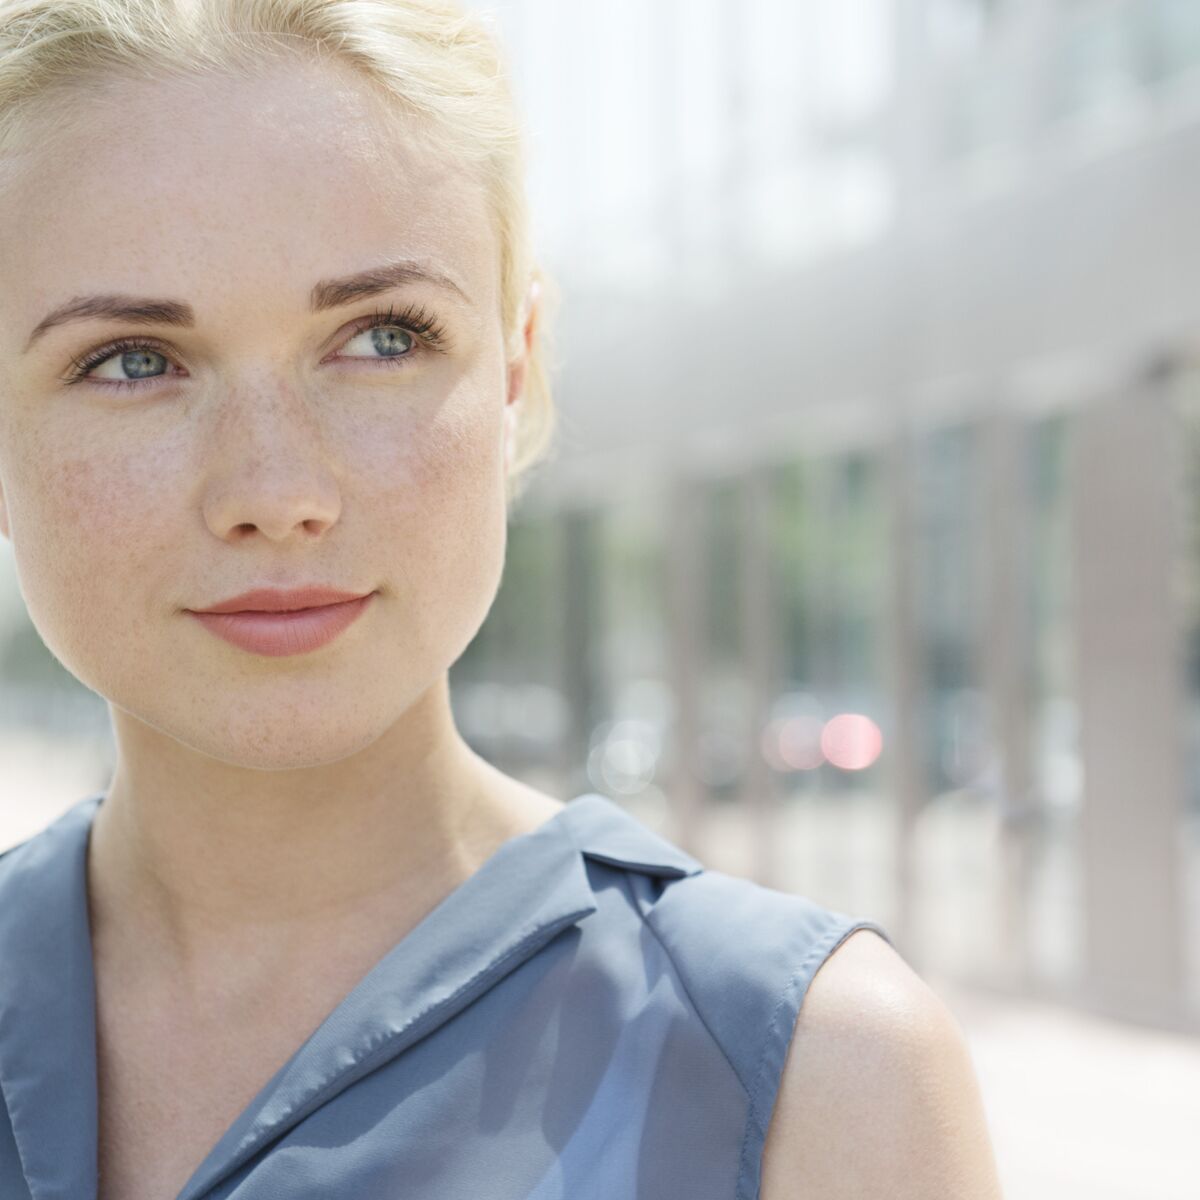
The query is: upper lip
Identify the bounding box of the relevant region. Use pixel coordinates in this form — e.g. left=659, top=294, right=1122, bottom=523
left=189, top=586, right=373, bottom=614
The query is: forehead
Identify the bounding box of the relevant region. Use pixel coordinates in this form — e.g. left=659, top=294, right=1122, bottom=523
left=0, top=56, right=497, bottom=326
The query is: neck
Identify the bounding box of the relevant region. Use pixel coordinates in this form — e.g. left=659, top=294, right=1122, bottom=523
left=84, top=677, right=525, bottom=997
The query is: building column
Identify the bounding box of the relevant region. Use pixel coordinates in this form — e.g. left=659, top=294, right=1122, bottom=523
left=882, top=421, right=925, bottom=968
left=738, top=464, right=783, bottom=888
left=664, top=473, right=709, bottom=854
left=1071, top=370, right=1189, bottom=1029
left=978, top=405, right=1038, bottom=991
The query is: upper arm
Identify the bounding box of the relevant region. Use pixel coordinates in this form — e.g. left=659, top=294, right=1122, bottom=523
left=759, top=928, right=1004, bottom=1200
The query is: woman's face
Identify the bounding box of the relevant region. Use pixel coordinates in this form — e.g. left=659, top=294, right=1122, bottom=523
left=0, top=58, right=520, bottom=770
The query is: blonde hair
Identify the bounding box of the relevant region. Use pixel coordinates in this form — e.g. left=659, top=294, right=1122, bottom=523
left=0, top=0, right=560, bottom=508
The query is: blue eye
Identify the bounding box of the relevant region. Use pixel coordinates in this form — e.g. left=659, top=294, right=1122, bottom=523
left=65, top=340, right=182, bottom=390
left=338, top=303, right=450, bottom=363
left=340, top=323, right=415, bottom=360
left=86, top=348, right=171, bottom=383
left=63, top=301, right=451, bottom=392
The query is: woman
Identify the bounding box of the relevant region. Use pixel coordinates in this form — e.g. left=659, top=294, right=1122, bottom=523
left=0, top=2, right=1004, bottom=1197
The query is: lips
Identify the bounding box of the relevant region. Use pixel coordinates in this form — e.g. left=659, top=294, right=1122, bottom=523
left=186, top=591, right=376, bottom=656
left=191, top=586, right=372, bottom=614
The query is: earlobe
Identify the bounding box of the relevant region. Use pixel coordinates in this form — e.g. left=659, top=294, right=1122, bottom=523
left=505, top=357, right=527, bottom=409
left=503, top=277, right=542, bottom=473
left=524, top=278, right=541, bottom=354
left=504, top=276, right=541, bottom=402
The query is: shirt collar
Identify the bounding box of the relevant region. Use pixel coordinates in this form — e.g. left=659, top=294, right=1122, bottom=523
left=0, top=791, right=701, bottom=1200
left=0, top=793, right=101, bottom=1200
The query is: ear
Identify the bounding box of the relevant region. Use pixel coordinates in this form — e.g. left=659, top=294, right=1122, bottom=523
left=504, top=278, right=541, bottom=474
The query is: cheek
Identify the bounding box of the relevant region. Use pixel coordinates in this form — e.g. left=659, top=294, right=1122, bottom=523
left=3, top=377, right=508, bottom=690
left=363, top=387, right=508, bottom=644
left=369, top=384, right=505, bottom=531
left=8, top=426, right=181, bottom=644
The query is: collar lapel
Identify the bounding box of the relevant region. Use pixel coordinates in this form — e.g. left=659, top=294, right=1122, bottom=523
left=562, top=793, right=704, bottom=878
left=177, top=799, right=599, bottom=1200
left=0, top=791, right=700, bottom=1200
left=0, top=794, right=103, bottom=1200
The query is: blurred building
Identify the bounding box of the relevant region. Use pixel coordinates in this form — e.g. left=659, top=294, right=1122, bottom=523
left=2, top=0, right=1198, bottom=1046
left=450, top=0, right=1200, bottom=1037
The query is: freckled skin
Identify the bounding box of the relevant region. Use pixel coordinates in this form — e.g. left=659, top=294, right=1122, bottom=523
left=0, top=56, right=515, bottom=772
left=0, top=51, right=566, bottom=1199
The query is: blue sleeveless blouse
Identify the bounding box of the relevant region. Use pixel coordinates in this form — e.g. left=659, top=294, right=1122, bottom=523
left=0, top=790, right=892, bottom=1200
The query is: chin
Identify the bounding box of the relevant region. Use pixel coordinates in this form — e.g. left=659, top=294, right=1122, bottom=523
left=114, top=685, right=414, bottom=773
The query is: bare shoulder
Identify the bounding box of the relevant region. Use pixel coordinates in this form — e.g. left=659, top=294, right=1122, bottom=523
left=759, top=927, right=1004, bottom=1200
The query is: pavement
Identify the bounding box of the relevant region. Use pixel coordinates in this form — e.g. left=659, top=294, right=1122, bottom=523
left=930, top=975, right=1200, bottom=1200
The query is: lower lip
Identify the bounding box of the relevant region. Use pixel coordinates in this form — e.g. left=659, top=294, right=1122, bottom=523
left=187, top=593, right=376, bottom=657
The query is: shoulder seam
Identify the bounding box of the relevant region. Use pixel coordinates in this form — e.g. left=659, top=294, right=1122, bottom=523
left=642, top=894, right=753, bottom=1102
left=734, top=916, right=890, bottom=1200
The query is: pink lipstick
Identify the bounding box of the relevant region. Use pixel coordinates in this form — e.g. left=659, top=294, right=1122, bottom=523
left=186, top=586, right=376, bottom=657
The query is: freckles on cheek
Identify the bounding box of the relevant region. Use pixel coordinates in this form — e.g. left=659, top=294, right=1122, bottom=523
left=373, top=394, right=503, bottom=515
left=17, top=444, right=186, bottom=672
left=44, top=453, right=140, bottom=532
left=31, top=449, right=174, bottom=580
left=425, top=397, right=504, bottom=496
left=12, top=454, right=121, bottom=636
left=43, top=454, right=101, bottom=530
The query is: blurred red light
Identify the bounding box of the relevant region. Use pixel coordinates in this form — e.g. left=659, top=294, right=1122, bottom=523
left=820, top=713, right=883, bottom=770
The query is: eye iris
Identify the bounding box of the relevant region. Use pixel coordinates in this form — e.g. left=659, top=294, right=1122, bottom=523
left=370, top=326, right=413, bottom=357
left=121, top=349, right=167, bottom=378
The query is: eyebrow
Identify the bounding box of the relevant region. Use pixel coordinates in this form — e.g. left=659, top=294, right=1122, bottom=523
left=22, top=259, right=470, bottom=353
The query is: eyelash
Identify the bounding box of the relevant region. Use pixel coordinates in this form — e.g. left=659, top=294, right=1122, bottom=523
left=62, top=302, right=450, bottom=392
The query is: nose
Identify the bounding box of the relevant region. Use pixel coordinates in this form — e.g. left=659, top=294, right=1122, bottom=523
left=199, top=380, right=344, bottom=543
